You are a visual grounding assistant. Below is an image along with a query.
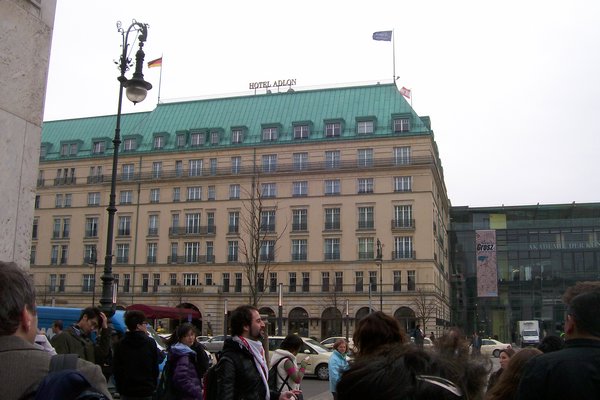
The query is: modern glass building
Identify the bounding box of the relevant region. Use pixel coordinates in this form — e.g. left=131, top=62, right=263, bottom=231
left=450, top=203, right=600, bottom=343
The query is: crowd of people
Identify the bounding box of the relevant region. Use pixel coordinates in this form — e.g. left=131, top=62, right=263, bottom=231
left=1, top=259, right=599, bottom=400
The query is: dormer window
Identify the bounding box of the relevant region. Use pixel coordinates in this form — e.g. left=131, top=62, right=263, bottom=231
left=123, top=138, right=137, bottom=152
left=40, top=145, right=48, bottom=159
left=293, top=124, right=310, bottom=139
left=153, top=135, right=165, bottom=149
left=393, top=117, right=410, bottom=133
left=262, top=127, right=278, bottom=141
left=325, top=122, right=341, bottom=137
left=190, top=131, right=205, bottom=147
left=92, top=141, right=106, bottom=154
left=357, top=120, right=374, bottom=135
left=176, top=133, right=187, bottom=147
left=210, top=131, right=220, bottom=145
left=60, top=143, right=78, bottom=157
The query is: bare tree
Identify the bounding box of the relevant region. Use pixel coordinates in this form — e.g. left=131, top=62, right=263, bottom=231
left=238, top=172, right=288, bottom=307
left=412, top=288, right=437, bottom=330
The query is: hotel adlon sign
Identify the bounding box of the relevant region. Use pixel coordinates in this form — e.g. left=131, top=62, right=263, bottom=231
left=249, top=78, right=297, bottom=90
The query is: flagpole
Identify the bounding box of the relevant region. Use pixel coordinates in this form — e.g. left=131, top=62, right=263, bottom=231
left=157, top=54, right=163, bottom=105
left=392, top=29, right=396, bottom=86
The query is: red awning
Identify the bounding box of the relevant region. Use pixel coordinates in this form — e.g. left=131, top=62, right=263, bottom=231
left=126, top=304, right=202, bottom=320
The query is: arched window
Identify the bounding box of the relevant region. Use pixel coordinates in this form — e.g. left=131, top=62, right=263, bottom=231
left=355, top=307, right=371, bottom=322
left=288, top=307, right=309, bottom=337
left=259, top=307, right=276, bottom=336
left=394, top=306, right=416, bottom=333
left=321, top=307, right=342, bottom=339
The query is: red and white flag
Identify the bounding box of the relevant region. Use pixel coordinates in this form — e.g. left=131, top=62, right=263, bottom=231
left=400, top=86, right=411, bottom=99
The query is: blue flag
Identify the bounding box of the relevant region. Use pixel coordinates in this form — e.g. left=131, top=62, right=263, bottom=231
left=372, top=31, right=392, bottom=41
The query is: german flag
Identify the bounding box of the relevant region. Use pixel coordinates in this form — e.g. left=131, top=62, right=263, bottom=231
left=147, top=57, right=162, bottom=68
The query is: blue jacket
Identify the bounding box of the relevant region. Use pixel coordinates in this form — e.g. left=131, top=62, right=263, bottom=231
left=328, top=350, right=349, bottom=393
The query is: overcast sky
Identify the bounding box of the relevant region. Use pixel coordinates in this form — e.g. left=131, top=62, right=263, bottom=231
left=43, top=0, right=600, bottom=207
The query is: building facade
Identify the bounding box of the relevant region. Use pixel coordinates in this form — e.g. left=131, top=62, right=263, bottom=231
left=31, top=83, right=451, bottom=339
left=1, top=0, right=56, bottom=267
left=450, top=203, right=600, bottom=343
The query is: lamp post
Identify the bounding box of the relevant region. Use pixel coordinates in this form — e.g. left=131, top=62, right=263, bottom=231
left=89, top=247, right=98, bottom=306
left=224, top=298, right=229, bottom=337
left=101, top=20, right=152, bottom=317
left=278, top=282, right=283, bottom=336
left=376, top=238, right=383, bottom=311
left=344, top=299, right=349, bottom=341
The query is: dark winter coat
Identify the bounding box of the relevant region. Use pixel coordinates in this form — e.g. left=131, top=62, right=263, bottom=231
left=51, top=324, right=111, bottom=364
left=515, top=338, right=600, bottom=400
left=216, top=337, right=280, bottom=400
left=113, top=331, right=159, bottom=397
left=169, top=343, right=202, bottom=400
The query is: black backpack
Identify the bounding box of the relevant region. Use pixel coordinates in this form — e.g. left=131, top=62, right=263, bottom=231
left=155, top=358, right=178, bottom=400
left=20, top=354, right=109, bottom=400
left=267, top=357, right=291, bottom=394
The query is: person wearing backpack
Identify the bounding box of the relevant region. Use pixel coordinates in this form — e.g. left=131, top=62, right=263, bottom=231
left=0, top=261, right=111, bottom=400
left=113, top=310, right=159, bottom=400
left=165, top=323, right=203, bottom=400
left=269, top=334, right=307, bottom=396
left=213, top=305, right=298, bottom=400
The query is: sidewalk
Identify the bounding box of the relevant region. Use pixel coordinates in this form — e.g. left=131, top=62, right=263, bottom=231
left=306, top=392, right=331, bottom=400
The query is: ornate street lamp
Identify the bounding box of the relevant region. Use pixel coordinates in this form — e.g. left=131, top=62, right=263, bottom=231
left=278, top=282, right=283, bottom=335
left=100, top=20, right=152, bottom=317
left=376, top=238, right=383, bottom=311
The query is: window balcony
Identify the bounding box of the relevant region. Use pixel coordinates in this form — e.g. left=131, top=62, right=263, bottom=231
left=324, top=252, right=340, bottom=261
left=292, top=253, right=307, bottom=261
left=392, top=250, right=416, bottom=260
left=392, top=219, right=415, bottom=229
left=292, top=223, right=307, bottom=232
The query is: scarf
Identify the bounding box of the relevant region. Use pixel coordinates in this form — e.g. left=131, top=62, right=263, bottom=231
left=235, top=336, right=270, bottom=400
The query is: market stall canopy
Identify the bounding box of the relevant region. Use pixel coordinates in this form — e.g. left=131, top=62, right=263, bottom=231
left=127, top=304, right=201, bottom=320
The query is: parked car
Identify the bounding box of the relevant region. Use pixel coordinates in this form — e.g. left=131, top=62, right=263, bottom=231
left=320, top=336, right=354, bottom=350
left=202, top=335, right=227, bottom=353
left=268, top=336, right=332, bottom=380
left=196, top=335, right=211, bottom=343
left=479, top=338, right=512, bottom=357
left=409, top=336, right=434, bottom=348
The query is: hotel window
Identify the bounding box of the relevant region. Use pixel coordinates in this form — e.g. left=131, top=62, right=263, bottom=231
left=152, top=273, right=160, bottom=292
left=229, top=211, right=240, bottom=233
left=393, top=117, right=410, bottom=132
left=171, top=213, right=180, bottom=230
left=231, top=156, right=241, bottom=174
left=262, top=127, right=278, bottom=141
left=355, top=271, right=364, bottom=292
left=235, top=273, right=242, bottom=293
left=394, top=176, right=412, bottom=192
left=32, top=218, right=38, bottom=240
left=231, top=129, right=243, bottom=144
left=152, top=162, right=162, bottom=178
left=40, top=145, right=48, bottom=159
left=205, top=273, right=213, bottom=286
left=123, top=274, right=131, bottom=293
left=210, top=132, right=220, bottom=145
left=92, top=140, right=105, bottom=154
left=187, top=186, right=202, bottom=201
left=189, top=159, right=203, bottom=176
left=334, top=271, right=343, bottom=292
left=150, top=188, right=160, bottom=203
left=269, top=272, right=277, bottom=292
left=122, top=164, right=134, bottom=180
left=60, top=143, right=78, bottom=156
left=169, top=273, right=177, bottom=286
left=302, top=272, right=310, bottom=292
left=292, top=239, right=307, bottom=261
left=82, top=275, right=94, bottom=293
left=229, top=184, right=240, bottom=199
left=176, top=133, right=186, bottom=147
left=358, top=207, right=374, bottom=229
left=357, top=148, right=373, bottom=167
left=324, top=208, right=340, bottom=230
left=190, top=132, right=204, bottom=146
left=394, top=236, right=413, bottom=259
left=185, top=213, right=200, bottom=234
left=394, top=146, right=411, bottom=165
left=407, top=270, right=416, bottom=290
left=116, top=243, right=129, bottom=263
left=88, top=192, right=100, bottom=206
left=325, top=122, right=341, bottom=137
left=207, top=212, right=215, bottom=234
left=292, top=209, right=308, bottom=231
left=222, top=272, right=230, bottom=292
left=324, top=238, right=340, bottom=260
left=140, top=274, right=149, bottom=292
left=55, top=194, right=63, bottom=208
left=50, top=245, right=59, bottom=265
left=175, top=160, right=183, bottom=177
left=393, top=270, right=401, bottom=291
left=64, top=194, right=72, bottom=207
left=394, top=205, right=413, bottom=228
left=59, top=245, right=68, bottom=264
left=289, top=272, right=297, bottom=292
left=120, top=190, right=133, bottom=205
left=293, top=152, right=308, bottom=171
left=185, top=242, right=199, bottom=263
left=118, top=216, right=131, bottom=236
left=35, top=195, right=40, bottom=209
left=261, top=241, right=276, bottom=262
left=324, top=179, right=340, bottom=195
left=173, top=187, right=180, bottom=202
left=148, top=214, right=159, bottom=235
left=123, top=138, right=136, bottom=151
left=147, top=243, right=157, bottom=263
left=261, top=183, right=277, bottom=198
left=153, top=136, right=164, bottom=149
left=170, top=243, right=178, bottom=262
left=358, top=237, right=374, bottom=260
left=292, top=181, right=308, bottom=197
left=322, top=272, right=330, bottom=292
left=357, top=178, right=374, bottom=194
left=183, top=273, right=199, bottom=286
left=357, top=120, right=374, bottom=135
left=85, top=217, right=98, bottom=237
left=260, top=210, right=276, bottom=232
left=369, top=271, right=378, bottom=292
left=325, top=150, right=340, bottom=169
left=228, top=240, right=238, bottom=262
left=208, top=185, right=216, bottom=201
left=89, top=166, right=103, bottom=183
left=209, top=158, right=217, bottom=175
left=262, top=154, right=277, bottom=173
left=294, top=125, right=310, bottom=139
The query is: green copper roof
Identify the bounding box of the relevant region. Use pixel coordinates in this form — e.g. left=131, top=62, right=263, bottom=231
left=41, top=83, right=432, bottom=160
